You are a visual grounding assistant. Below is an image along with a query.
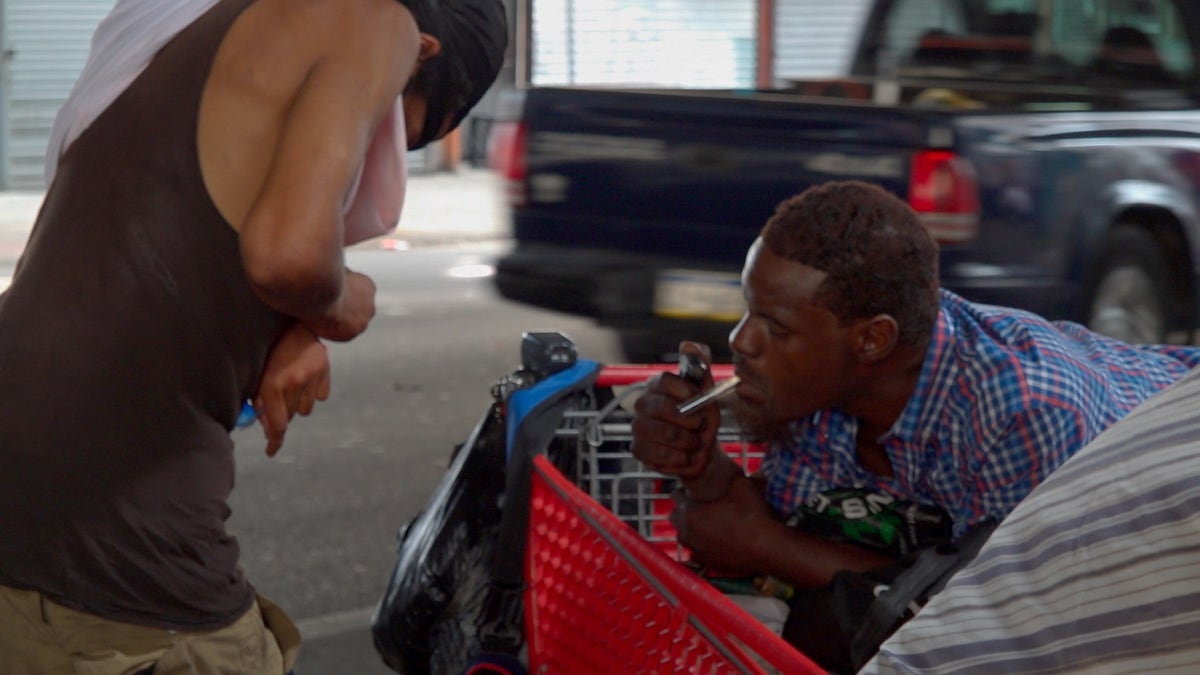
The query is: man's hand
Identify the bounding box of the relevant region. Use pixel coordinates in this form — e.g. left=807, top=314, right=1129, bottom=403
left=674, top=475, right=899, bottom=589
left=631, top=341, right=721, bottom=480
left=254, top=323, right=332, bottom=457
left=670, top=473, right=779, bottom=575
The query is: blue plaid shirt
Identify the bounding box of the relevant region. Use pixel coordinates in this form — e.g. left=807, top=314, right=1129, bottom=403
left=761, top=289, right=1200, bottom=538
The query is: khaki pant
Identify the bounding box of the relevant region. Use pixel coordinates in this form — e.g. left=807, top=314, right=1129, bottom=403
left=0, top=585, right=300, bottom=675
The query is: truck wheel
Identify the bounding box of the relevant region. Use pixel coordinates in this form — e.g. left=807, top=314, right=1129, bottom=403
left=1085, top=225, right=1171, bottom=344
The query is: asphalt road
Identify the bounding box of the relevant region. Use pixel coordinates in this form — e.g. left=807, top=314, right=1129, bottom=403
left=227, top=242, right=624, bottom=674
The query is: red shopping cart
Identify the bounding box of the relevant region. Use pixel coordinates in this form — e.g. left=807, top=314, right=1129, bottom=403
left=372, top=333, right=821, bottom=674
left=526, top=454, right=817, bottom=673
left=523, top=363, right=817, bottom=674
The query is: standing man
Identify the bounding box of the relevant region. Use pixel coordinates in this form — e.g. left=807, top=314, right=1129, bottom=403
left=0, top=0, right=506, bottom=672
left=631, top=180, right=1200, bottom=673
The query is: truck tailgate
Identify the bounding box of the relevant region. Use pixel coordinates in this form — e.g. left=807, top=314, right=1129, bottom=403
left=516, top=87, right=933, bottom=266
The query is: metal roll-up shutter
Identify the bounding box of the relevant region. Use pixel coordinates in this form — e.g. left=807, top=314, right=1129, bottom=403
left=4, top=0, right=113, bottom=189
left=532, top=0, right=757, bottom=88
left=773, top=0, right=872, bottom=84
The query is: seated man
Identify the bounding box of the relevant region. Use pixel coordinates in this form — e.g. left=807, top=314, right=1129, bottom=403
left=630, top=180, right=1200, bottom=673
left=862, top=365, right=1200, bottom=673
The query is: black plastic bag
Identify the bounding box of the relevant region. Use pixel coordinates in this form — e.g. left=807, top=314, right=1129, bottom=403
left=371, top=349, right=602, bottom=675
left=371, top=406, right=508, bottom=675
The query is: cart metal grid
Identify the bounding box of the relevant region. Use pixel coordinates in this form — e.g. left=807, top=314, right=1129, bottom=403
left=550, top=364, right=765, bottom=561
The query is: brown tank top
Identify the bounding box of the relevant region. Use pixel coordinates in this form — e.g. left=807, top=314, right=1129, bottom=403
left=0, top=0, right=290, bottom=629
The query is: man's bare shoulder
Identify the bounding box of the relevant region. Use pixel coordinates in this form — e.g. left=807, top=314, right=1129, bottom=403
left=217, top=0, right=419, bottom=103
left=265, top=0, right=418, bottom=62
left=284, top=0, right=422, bottom=105
left=199, top=0, right=419, bottom=229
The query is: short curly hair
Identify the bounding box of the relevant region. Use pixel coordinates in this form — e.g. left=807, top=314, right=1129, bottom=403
left=761, top=181, right=940, bottom=347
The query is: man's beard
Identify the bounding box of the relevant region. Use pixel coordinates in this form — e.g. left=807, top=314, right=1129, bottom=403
left=729, top=394, right=792, bottom=443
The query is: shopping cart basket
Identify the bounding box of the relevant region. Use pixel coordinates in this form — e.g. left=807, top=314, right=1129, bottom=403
left=526, top=452, right=819, bottom=673
left=372, top=332, right=821, bottom=674
left=559, top=364, right=765, bottom=561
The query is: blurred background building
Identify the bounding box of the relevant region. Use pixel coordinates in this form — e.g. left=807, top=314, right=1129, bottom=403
left=0, top=0, right=872, bottom=189
left=522, top=0, right=871, bottom=88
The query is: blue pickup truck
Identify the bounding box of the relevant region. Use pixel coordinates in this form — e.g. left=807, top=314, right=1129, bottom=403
left=493, top=0, right=1200, bottom=361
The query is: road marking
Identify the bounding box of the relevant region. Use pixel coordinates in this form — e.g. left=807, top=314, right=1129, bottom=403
left=296, top=606, right=377, bottom=641
left=446, top=262, right=494, bottom=279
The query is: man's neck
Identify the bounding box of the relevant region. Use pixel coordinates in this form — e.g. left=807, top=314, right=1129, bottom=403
left=848, top=341, right=928, bottom=442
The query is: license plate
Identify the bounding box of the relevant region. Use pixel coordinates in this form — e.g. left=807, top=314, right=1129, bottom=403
left=653, top=269, right=744, bottom=321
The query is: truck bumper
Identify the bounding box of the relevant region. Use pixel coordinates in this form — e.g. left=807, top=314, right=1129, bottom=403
left=494, top=244, right=656, bottom=319
left=493, top=243, right=741, bottom=358
left=495, top=243, right=1078, bottom=318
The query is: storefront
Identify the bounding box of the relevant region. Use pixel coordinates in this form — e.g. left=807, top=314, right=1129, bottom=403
left=0, top=0, right=114, bottom=189
left=0, top=0, right=875, bottom=188
left=521, top=0, right=872, bottom=89
left=0, top=0, right=512, bottom=186
left=526, top=0, right=760, bottom=87
left=774, top=0, right=873, bottom=84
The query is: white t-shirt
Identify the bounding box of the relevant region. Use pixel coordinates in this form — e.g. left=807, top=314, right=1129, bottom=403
left=46, top=0, right=405, bottom=245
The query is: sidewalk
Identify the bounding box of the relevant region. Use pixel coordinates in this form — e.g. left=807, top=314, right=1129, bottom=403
left=0, top=192, right=43, bottom=265
left=369, top=167, right=510, bottom=247
left=0, top=167, right=510, bottom=268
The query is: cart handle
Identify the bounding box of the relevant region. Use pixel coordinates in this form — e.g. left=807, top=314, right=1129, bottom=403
left=594, top=363, right=735, bottom=388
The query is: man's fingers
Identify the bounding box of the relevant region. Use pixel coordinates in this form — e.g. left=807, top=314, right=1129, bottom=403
left=296, top=393, right=315, bottom=417
left=295, top=378, right=317, bottom=416
left=669, top=490, right=690, bottom=545
left=257, top=395, right=288, bottom=457
left=639, top=373, right=709, bottom=416
left=640, top=443, right=681, bottom=469
left=679, top=340, right=712, bottom=363
left=265, top=434, right=284, bottom=457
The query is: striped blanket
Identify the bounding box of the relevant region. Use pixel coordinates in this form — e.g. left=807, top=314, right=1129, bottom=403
left=864, top=365, right=1200, bottom=673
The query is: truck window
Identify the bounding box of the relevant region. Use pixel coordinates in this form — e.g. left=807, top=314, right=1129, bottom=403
left=878, top=0, right=1036, bottom=73
left=881, top=0, right=968, bottom=69
left=867, top=0, right=1195, bottom=97
left=1049, top=0, right=1195, bottom=82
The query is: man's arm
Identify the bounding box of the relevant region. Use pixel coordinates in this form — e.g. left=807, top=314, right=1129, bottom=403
left=673, top=473, right=895, bottom=590
left=237, top=0, right=420, bottom=341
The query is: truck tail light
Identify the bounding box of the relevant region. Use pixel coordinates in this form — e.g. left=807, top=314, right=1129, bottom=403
left=488, top=121, right=529, bottom=208
left=909, top=150, right=980, bottom=244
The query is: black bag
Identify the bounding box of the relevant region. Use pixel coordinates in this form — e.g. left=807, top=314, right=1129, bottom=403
left=370, top=406, right=509, bottom=675
left=782, top=518, right=998, bottom=674
left=781, top=488, right=994, bottom=672
left=848, top=519, right=998, bottom=669
left=370, top=339, right=602, bottom=675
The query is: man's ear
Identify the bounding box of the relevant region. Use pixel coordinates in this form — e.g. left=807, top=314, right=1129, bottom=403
left=854, top=314, right=899, bottom=365
left=418, top=33, right=442, bottom=62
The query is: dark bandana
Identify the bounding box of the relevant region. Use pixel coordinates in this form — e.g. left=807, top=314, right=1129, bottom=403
left=402, top=0, right=507, bottom=149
